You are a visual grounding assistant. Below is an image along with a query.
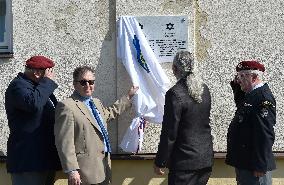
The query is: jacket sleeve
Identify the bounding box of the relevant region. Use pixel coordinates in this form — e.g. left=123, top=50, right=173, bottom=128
left=54, top=101, right=79, bottom=172
left=99, top=95, right=132, bottom=123
left=10, top=77, right=58, bottom=113
left=154, top=90, right=182, bottom=168
left=251, top=99, right=276, bottom=172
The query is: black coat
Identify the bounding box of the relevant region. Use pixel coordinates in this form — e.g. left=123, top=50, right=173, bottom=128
left=155, top=79, right=213, bottom=171
left=5, top=73, right=61, bottom=173
left=226, top=83, right=276, bottom=172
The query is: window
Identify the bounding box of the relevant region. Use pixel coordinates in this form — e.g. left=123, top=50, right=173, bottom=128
left=0, top=0, right=12, bottom=54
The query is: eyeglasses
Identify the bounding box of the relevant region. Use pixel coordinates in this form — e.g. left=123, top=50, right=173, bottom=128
left=76, top=80, right=95, bottom=86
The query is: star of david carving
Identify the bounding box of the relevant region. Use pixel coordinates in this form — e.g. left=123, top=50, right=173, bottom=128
left=166, top=23, right=174, bottom=30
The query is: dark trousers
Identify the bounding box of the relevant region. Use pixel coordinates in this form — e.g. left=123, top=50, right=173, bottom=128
left=11, top=170, right=56, bottom=185
left=168, top=167, right=212, bottom=185
left=235, top=168, right=272, bottom=185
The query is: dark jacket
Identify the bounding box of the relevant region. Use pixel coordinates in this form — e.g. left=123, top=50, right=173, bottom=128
left=5, top=73, right=61, bottom=173
left=226, top=83, right=276, bottom=172
left=155, top=79, right=213, bottom=171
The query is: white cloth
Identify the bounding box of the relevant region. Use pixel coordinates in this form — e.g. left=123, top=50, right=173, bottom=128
left=117, top=16, right=170, bottom=152
left=119, top=117, right=145, bottom=153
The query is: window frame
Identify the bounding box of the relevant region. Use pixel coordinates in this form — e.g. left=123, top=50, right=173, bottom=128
left=0, top=0, right=13, bottom=55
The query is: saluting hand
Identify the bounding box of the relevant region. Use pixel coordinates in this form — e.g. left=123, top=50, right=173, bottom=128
left=44, top=68, right=54, bottom=80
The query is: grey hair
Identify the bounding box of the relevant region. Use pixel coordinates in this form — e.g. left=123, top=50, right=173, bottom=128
left=239, top=69, right=263, bottom=81
left=173, top=51, right=204, bottom=103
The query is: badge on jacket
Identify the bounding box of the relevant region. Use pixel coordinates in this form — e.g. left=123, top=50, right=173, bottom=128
left=260, top=108, right=269, bottom=118
left=261, top=100, right=275, bottom=108
left=259, top=100, right=274, bottom=118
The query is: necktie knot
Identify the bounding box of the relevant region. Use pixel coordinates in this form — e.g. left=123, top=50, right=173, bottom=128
left=89, top=99, right=95, bottom=110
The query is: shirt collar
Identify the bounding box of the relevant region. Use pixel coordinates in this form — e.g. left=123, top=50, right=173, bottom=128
left=252, top=82, right=264, bottom=91
left=74, top=90, right=92, bottom=102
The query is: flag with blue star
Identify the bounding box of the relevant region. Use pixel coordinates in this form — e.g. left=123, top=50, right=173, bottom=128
left=117, top=16, right=170, bottom=153
left=133, top=35, right=150, bottom=73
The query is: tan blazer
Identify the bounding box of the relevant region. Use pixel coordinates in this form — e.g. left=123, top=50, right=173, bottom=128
left=54, top=92, right=131, bottom=184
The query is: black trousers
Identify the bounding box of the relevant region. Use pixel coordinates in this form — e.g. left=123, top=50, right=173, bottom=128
left=11, top=170, right=56, bottom=185
left=168, top=167, right=212, bottom=185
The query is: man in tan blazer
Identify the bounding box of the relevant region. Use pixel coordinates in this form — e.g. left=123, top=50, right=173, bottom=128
left=54, top=66, right=138, bottom=185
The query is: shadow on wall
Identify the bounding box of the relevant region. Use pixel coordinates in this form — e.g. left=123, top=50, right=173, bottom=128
left=0, top=163, right=11, bottom=185
left=93, top=0, right=120, bottom=154
left=112, top=159, right=284, bottom=185
left=112, top=160, right=168, bottom=185
left=93, top=0, right=116, bottom=105
left=111, top=159, right=237, bottom=185
left=94, top=0, right=134, bottom=154
left=2, top=159, right=284, bottom=185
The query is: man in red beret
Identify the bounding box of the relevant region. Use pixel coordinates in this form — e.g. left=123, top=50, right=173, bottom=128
left=5, top=56, right=61, bottom=185
left=226, top=60, right=276, bottom=185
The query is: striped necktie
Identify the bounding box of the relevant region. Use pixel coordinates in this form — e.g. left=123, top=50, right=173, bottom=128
left=89, top=99, right=111, bottom=153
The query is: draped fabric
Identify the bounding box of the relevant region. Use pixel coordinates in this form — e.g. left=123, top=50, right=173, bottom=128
left=117, top=16, right=170, bottom=152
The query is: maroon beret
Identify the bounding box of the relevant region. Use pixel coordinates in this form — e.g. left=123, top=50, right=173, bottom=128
left=25, top=56, right=55, bottom=69
left=236, top=60, right=265, bottom=72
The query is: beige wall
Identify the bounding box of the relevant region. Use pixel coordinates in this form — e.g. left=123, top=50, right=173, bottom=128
left=2, top=0, right=284, bottom=155
left=1, top=159, right=284, bottom=185
left=116, top=0, right=284, bottom=153
left=1, top=1, right=284, bottom=184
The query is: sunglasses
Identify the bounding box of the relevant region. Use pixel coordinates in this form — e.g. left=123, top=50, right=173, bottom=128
left=76, top=80, right=95, bottom=86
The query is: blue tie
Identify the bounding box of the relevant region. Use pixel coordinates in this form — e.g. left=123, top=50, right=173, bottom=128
left=89, top=99, right=111, bottom=153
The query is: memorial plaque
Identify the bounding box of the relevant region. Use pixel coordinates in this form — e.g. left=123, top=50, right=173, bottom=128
left=135, top=16, right=189, bottom=63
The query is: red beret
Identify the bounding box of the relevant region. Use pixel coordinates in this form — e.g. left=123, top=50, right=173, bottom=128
left=25, top=56, right=55, bottom=69
left=236, top=60, right=265, bottom=72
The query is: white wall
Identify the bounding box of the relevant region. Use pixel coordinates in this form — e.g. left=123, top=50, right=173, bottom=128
left=1, top=0, right=284, bottom=155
